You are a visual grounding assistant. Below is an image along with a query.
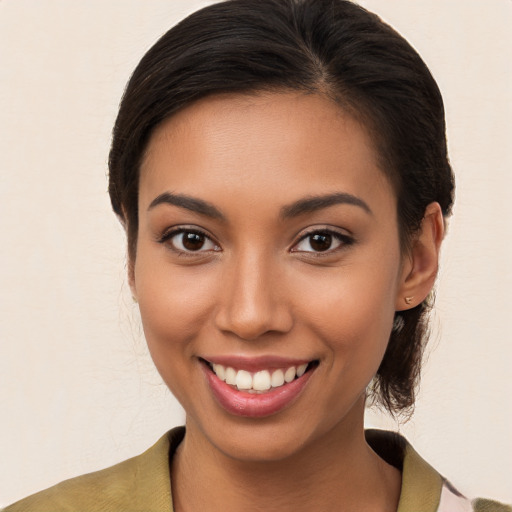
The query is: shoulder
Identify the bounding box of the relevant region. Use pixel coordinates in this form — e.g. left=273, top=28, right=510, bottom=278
left=472, top=498, right=512, bottom=512
left=366, top=429, right=511, bottom=512
left=3, top=427, right=184, bottom=512
left=405, top=440, right=512, bottom=512
left=438, top=482, right=512, bottom=512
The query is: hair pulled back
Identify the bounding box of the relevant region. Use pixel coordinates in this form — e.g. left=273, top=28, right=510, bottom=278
left=108, top=0, right=454, bottom=415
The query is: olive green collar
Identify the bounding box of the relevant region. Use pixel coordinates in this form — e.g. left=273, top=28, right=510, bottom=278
left=165, top=427, right=443, bottom=512
left=3, top=426, right=445, bottom=511
left=365, top=429, right=443, bottom=512
left=397, top=438, right=443, bottom=512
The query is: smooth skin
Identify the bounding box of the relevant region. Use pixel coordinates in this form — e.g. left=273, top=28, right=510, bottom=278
left=131, top=92, right=444, bottom=512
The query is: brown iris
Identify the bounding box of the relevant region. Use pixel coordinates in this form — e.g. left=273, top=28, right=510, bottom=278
left=182, top=232, right=206, bottom=251
left=309, top=233, right=332, bottom=252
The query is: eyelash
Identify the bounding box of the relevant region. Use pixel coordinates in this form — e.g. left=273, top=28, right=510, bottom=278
left=157, top=227, right=354, bottom=256
left=158, top=227, right=220, bottom=255
left=291, top=228, right=354, bottom=255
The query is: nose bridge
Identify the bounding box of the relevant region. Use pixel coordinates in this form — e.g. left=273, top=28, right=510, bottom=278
left=215, top=247, right=291, bottom=340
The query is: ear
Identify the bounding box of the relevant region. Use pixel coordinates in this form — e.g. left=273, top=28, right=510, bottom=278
left=395, top=202, right=445, bottom=311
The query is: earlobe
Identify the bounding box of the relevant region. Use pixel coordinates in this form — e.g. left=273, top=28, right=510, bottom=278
left=396, top=202, right=445, bottom=311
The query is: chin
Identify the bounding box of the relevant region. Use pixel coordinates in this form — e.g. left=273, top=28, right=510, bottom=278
left=187, top=394, right=366, bottom=465
left=202, top=420, right=316, bottom=463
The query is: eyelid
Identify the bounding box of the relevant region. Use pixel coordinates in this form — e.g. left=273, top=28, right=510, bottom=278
left=158, top=225, right=221, bottom=253
left=290, top=227, right=354, bottom=254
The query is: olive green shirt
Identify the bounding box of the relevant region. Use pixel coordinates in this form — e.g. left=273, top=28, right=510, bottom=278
left=4, top=427, right=510, bottom=512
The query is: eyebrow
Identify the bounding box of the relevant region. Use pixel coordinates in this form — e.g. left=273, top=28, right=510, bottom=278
left=148, top=192, right=225, bottom=220
left=280, top=192, right=372, bottom=218
left=148, top=191, right=371, bottom=220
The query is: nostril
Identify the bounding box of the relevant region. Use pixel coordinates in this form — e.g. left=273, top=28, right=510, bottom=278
left=213, top=269, right=293, bottom=340
left=214, top=303, right=294, bottom=341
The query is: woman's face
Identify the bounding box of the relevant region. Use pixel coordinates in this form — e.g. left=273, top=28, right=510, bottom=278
left=133, top=92, right=411, bottom=461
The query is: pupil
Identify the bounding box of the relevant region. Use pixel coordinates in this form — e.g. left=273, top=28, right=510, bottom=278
left=310, top=233, right=332, bottom=252
left=183, top=232, right=205, bottom=251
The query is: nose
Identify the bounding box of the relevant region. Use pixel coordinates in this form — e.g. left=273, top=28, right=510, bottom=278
left=214, top=251, right=293, bottom=341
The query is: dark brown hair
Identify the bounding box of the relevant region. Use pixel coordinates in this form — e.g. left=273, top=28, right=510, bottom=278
left=108, top=0, right=454, bottom=414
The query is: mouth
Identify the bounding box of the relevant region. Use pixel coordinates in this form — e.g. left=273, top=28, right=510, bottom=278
left=201, top=359, right=318, bottom=393
left=200, top=357, right=319, bottom=417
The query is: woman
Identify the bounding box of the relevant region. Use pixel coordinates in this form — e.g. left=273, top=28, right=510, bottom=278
left=3, top=0, right=510, bottom=511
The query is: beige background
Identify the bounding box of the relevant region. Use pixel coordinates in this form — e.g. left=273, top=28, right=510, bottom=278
left=1, top=0, right=511, bottom=506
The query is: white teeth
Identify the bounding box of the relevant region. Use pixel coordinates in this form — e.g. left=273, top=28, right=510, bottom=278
left=210, top=362, right=311, bottom=392
left=271, top=369, right=285, bottom=387
left=225, top=367, right=237, bottom=385
left=213, top=363, right=226, bottom=381
left=253, top=370, right=271, bottom=391
left=296, top=363, right=308, bottom=377
left=284, top=366, right=296, bottom=383
left=235, top=370, right=253, bottom=390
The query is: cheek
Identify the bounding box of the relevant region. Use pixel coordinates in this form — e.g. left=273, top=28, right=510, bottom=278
left=299, top=271, right=395, bottom=420
left=294, top=259, right=398, bottom=368
left=133, top=252, right=217, bottom=372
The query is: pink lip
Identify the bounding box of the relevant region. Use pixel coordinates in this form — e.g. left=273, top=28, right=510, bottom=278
left=201, top=361, right=315, bottom=418
left=202, top=355, right=311, bottom=372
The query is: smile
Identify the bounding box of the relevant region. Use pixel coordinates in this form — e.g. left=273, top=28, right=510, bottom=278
left=209, top=362, right=309, bottom=393
left=201, top=358, right=318, bottom=417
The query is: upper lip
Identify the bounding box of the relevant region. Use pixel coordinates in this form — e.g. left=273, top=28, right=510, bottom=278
left=201, top=355, right=315, bottom=372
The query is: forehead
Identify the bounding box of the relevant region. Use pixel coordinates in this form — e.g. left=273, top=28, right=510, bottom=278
left=139, top=92, right=394, bottom=213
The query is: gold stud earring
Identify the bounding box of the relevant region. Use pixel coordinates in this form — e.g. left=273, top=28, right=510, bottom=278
left=404, top=296, right=413, bottom=305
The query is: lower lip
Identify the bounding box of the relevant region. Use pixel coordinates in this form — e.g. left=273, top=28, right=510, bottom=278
left=202, top=365, right=315, bottom=418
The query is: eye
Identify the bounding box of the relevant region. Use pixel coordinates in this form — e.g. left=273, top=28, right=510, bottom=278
left=160, top=228, right=220, bottom=253
left=292, top=229, right=353, bottom=253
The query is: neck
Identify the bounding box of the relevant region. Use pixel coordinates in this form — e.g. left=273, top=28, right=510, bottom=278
left=171, top=405, right=401, bottom=512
